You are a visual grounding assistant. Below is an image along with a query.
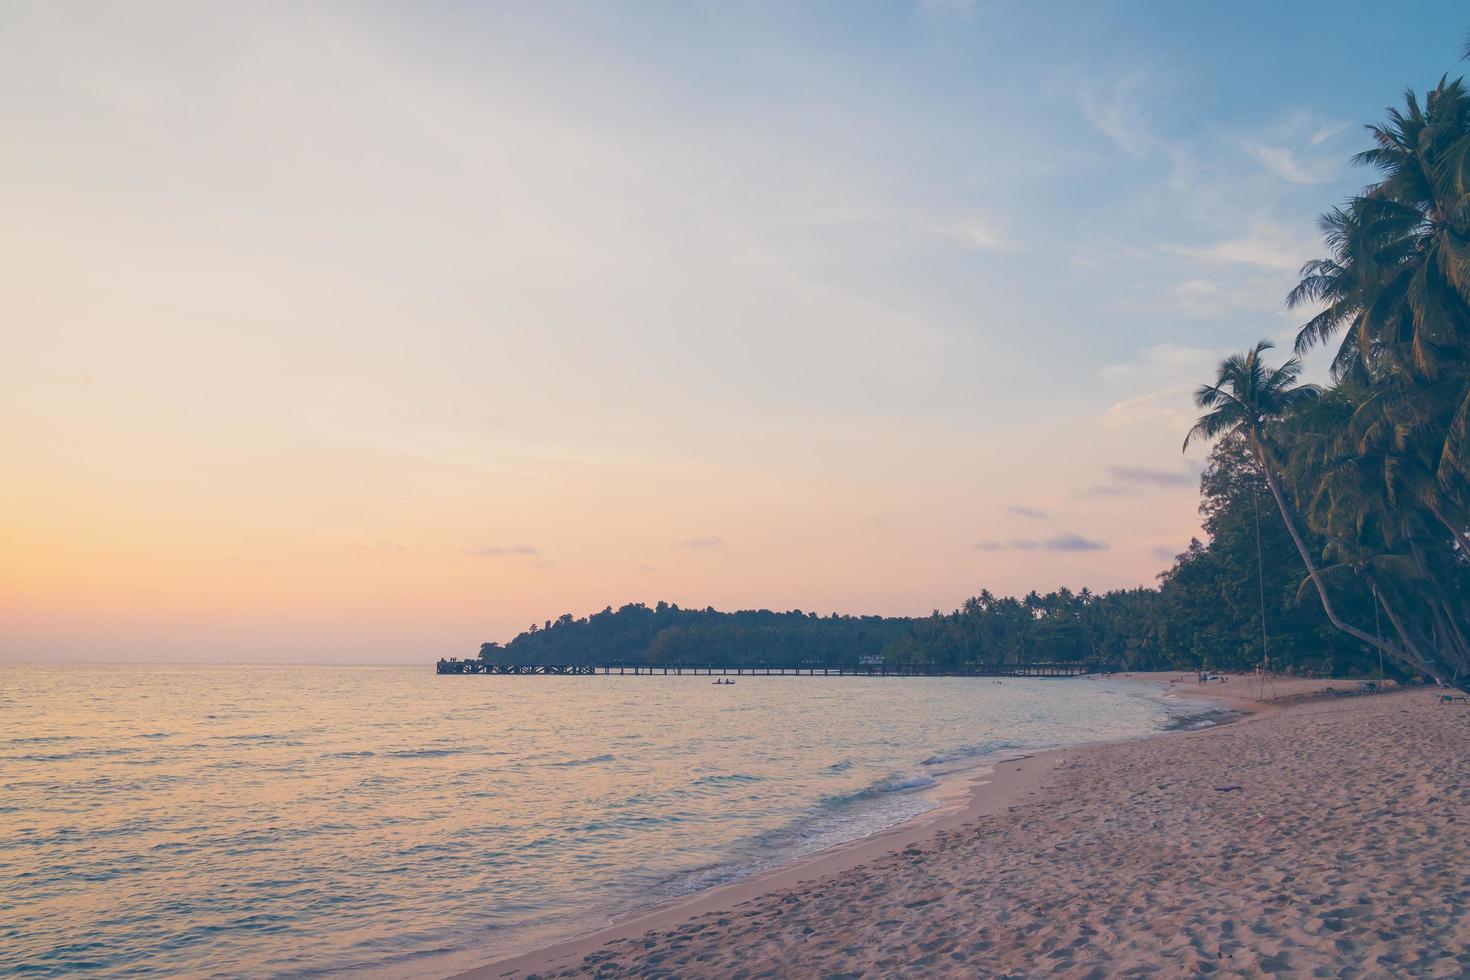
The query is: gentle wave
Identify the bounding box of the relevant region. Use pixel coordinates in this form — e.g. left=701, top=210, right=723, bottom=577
left=920, top=740, right=1021, bottom=767
left=1, top=666, right=1188, bottom=979
left=820, top=772, right=937, bottom=808
left=543, top=753, right=616, bottom=767
left=691, top=772, right=764, bottom=786
left=1163, top=709, right=1234, bottom=731
left=384, top=746, right=476, bottom=759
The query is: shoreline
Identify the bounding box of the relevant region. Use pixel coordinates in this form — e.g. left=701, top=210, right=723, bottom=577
left=457, top=750, right=1067, bottom=980
left=454, top=671, right=1295, bottom=979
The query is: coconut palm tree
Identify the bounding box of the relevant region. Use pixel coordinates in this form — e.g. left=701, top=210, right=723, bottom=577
left=1277, top=385, right=1457, bottom=677
left=1183, top=340, right=1425, bottom=672
left=1289, top=79, right=1470, bottom=491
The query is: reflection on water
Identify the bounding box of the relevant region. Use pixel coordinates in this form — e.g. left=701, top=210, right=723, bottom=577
left=1, top=665, right=1195, bottom=977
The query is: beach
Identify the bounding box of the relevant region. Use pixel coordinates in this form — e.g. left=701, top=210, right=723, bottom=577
left=464, top=677, right=1470, bottom=978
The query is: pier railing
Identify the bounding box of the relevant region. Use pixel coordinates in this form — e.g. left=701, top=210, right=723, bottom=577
left=435, top=659, right=1104, bottom=677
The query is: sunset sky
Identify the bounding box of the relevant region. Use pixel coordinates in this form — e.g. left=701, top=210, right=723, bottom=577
left=4, top=1, right=1464, bottom=662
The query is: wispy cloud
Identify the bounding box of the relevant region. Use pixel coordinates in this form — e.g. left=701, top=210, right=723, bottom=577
left=975, top=533, right=1108, bottom=552
left=1163, top=222, right=1314, bottom=273
left=1107, top=464, right=1197, bottom=488
left=1007, top=504, right=1050, bottom=520
left=1152, top=544, right=1181, bottom=561
left=1237, top=113, right=1346, bottom=183
left=1103, top=388, right=1196, bottom=431
left=1099, top=343, right=1219, bottom=384
left=678, top=535, right=724, bottom=550
left=463, top=544, right=540, bottom=557
left=1100, top=344, right=1227, bottom=431
left=1243, top=140, right=1333, bottom=184
left=948, top=219, right=1008, bottom=251
left=1076, top=464, right=1199, bottom=499
left=1308, top=121, right=1349, bottom=147
left=1141, top=274, right=1296, bottom=318
left=1079, top=77, right=1159, bottom=161
left=1074, top=484, right=1127, bottom=500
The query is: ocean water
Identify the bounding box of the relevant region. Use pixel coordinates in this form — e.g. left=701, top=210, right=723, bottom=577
left=1, top=665, right=1212, bottom=977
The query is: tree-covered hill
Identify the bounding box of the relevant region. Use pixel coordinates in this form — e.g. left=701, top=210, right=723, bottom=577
left=481, top=604, right=911, bottom=667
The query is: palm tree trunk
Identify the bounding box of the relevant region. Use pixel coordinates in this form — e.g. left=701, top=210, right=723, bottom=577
left=1429, top=602, right=1467, bottom=681
left=1252, top=438, right=1424, bottom=668
left=1406, top=539, right=1469, bottom=678
left=1426, top=500, right=1470, bottom=564
left=1364, top=572, right=1440, bottom=678
left=1437, top=600, right=1470, bottom=676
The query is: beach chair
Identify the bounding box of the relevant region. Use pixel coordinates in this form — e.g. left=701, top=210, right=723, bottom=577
left=1434, top=680, right=1468, bottom=704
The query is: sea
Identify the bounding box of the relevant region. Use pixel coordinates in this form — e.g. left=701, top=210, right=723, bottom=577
left=0, top=664, right=1221, bottom=977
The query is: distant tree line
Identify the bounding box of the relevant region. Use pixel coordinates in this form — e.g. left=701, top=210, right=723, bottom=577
left=479, top=436, right=1392, bottom=678
left=480, top=604, right=910, bottom=668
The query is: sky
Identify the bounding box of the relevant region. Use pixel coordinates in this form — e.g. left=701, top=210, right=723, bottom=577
left=3, top=0, right=1466, bottom=662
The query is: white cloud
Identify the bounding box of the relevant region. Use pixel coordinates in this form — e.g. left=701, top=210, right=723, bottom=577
left=1104, top=388, right=1196, bottom=431
left=1099, top=343, right=1219, bottom=385
left=1243, top=140, right=1333, bottom=184
left=1100, top=344, right=1225, bottom=432
left=1079, top=79, right=1158, bottom=160
left=1076, top=74, right=1199, bottom=199
left=1175, top=278, right=1228, bottom=311
left=1308, top=121, right=1349, bottom=147
left=950, top=220, right=1008, bottom=251
left=1163, top=222, right=1314, bottom=272
left=1140, top=274, right=1297, bottom=318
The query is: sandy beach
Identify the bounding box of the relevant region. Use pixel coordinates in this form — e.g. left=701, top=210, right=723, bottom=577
left=461, top=676, right=1470, bottom=978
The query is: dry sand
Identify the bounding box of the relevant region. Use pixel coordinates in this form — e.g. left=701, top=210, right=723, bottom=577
left=460, top=677, right=1470, bottom=978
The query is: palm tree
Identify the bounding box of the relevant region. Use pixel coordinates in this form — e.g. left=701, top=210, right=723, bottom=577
left=1278, top=385, right=1454, bottom=677
left=1184, top=340, right=1420, bottom=671
left=1289, top=79, right=1470, bottom=484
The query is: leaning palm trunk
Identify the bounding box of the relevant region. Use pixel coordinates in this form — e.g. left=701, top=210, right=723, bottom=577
left=1252, top=439, right=1436, bottom=677
left=1363, top=572, right=1442, bottom=679
left=1425, top=500, right=1470, bottom=566
left=1436, top=603, right=1470, bottom=679
left=1406, top=538, right=1470, bottom=677
left=1428, top=602, right=1469, bottom=682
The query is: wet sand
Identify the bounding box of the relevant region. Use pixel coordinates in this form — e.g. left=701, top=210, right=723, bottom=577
left=459, top=676, right=1469, bottom=978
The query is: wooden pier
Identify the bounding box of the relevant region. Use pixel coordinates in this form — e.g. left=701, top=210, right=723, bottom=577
left=435, top=659, right=1102, bottom=677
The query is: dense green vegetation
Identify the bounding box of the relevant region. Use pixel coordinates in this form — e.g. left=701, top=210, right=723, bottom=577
left=481, top=603, right=911, bottom=667
left=485, top=64, right=1470, bottom=686
left=1188, top=73, right=1470, bottom=686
